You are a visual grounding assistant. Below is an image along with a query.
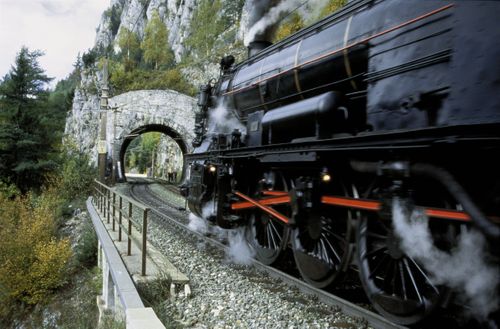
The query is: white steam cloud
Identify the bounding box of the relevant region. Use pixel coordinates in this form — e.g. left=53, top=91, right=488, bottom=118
left=392, top=198, right=499, bottom=320
left=187, top=202, right=214, bottom=235
left=188, top=201, right=255, bottom=265
left=208, top=102, right=247, bottom=135
left=188, top=213, right=208, bottom=235
left=226, top=228, right=256, bottom=265
left=202, top=200, right=216, bottom=219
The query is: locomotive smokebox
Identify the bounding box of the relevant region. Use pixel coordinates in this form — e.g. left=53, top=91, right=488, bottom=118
left=248, top=40, right=273, bottom=58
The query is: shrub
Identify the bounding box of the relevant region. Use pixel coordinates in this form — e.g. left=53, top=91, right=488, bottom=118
left=0, top=192, right=72, bottom=315
left=108, top=61, right=195, bottom=96
left=60, top=148, right=96, bottom=201
left=75, top=218, right=98, bottom=267
left=0, top=181, right=19, bottom=199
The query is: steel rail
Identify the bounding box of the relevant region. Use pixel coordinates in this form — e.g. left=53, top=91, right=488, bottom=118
left=126, top=180, right=406, bottom=329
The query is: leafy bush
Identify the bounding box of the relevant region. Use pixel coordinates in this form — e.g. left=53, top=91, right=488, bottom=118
left=60, top=144, right=96, bottom=201
left=108, top=59, right=195, bottom=95
left=0, top=181, right=19, bottom=199
left=0, top=191, right=72, bottom=315
left=75, top=219, right=98, bottom=267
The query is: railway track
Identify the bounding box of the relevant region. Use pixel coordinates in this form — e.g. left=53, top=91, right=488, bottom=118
left=124, top=178, right=406, bottom=329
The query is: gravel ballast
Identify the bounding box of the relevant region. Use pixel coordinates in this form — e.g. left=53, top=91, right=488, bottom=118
left=121, top=182, right=370, bottom=328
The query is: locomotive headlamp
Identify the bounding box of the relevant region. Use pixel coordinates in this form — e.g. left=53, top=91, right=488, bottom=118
left=208, top=165, right=217, bottom=173
left=321, top=168, right=331, bottom=182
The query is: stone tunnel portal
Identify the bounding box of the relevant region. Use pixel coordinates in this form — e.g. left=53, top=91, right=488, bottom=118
left=118, top=124, right=189, bottom=182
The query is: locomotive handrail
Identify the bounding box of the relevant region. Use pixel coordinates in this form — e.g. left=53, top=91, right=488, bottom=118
left=93, top=179, right=150, bottom=276
left=225, top=3, right=454, bottom=96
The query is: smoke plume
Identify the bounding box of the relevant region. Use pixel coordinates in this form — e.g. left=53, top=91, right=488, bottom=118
left=241, top=0, right=278, bottom=44
left=244, top=0, right=303, bottom=46
left=243, top=0, right=334, bottom=46
left=392, top=198, right=499, bottom=320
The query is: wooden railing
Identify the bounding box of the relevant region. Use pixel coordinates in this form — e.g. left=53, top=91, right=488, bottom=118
left=93, top=179, right=150, bottom=276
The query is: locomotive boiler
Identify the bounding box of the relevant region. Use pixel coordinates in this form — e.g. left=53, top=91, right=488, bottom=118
left=183, top=0, right=500, bottom=325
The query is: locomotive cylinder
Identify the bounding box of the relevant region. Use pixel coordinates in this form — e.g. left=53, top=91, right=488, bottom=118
left=261, top=91, right=342, bottom=144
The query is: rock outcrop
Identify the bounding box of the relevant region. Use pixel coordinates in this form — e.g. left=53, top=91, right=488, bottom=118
left=66, top=0, right=249, bottom=163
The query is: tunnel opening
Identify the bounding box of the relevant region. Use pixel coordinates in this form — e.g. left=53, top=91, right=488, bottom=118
left=118, top=124, right=188, bottom=183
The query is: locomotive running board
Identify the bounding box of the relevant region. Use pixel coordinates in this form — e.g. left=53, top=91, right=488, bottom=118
left=231, top=192, right=473, bottom=223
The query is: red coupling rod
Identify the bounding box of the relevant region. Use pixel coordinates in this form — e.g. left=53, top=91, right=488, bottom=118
left=233, top=191, right=290, bottom=224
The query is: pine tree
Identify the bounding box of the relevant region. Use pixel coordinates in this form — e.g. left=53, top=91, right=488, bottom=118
left=141, top=10, right=174, bottom=70
left=0, top=47, right=58, bottom=192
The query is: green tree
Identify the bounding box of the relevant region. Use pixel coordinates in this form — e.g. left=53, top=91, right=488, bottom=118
left=185, top=0, right=244, bottom=62
left=0, top=47, right=58, bottom=192
left=141, top=10, right=174, bottom=70
left=186, top=0, right=224, bottom=59
left=116, top=27, right=142, bottom=71
left=103, top=4, right=123, bottom=36
left=125, top=133, right=161, bottom=173
left=82, top=48, right=97, bottom=68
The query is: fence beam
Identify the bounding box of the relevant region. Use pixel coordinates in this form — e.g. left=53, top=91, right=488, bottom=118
left=142, top=210, right=148, bottom=276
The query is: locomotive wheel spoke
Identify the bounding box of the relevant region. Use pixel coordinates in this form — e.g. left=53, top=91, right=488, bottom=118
left=398, top=261, right=408, bottom=300
left=292, top=179, right=354, bottom=288
left=369, top=254, right=390, bottom=279
left=322, top=233, right=342, bottom=263
left=366, top=245, right=387, bottom=258
left=356, top=178, right=468, bottom=325
left=367, top=232, right=387, bottom=240
left=406, top=256, right=439, bottom=294
left=245, top=171, right=290, bottom=265
left=404, top=258, right=424, bottom=304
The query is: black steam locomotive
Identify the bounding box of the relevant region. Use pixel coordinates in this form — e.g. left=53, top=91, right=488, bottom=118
left=183, top=0, right=500, bottom=325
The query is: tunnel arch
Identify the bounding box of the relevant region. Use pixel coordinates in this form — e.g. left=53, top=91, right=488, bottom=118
left=107, top=90, right=196, bottom=183
left=118, top=124, right=189, bottom=182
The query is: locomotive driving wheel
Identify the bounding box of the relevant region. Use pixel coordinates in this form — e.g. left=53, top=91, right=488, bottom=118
left=356, top=178, right=467, bottom=325
left=291, top=178, right=354, bottom=288
left=245, top=171, right=291, bottom=265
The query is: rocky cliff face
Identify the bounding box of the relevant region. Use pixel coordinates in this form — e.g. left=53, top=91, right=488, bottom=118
left=95, top=0, right=196, bottom=62
left=66, top=0, right=250, bottom=162
left=65, top=0, right=335, bottom=163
